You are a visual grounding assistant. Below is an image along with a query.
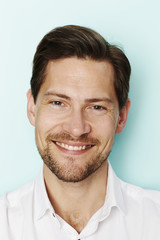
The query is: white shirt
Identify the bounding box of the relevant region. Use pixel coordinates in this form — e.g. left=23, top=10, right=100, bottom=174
left=0, top=162, right=160, bottom=240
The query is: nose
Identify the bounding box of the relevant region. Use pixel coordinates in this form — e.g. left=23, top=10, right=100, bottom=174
left=62, top=109, right=91, bottom=138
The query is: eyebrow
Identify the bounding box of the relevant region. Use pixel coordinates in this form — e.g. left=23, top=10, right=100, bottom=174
left=43, top=91, right=113, bottom=104
left=44, top=91, right=71, bottom=100
left=85, top=98, right=113, bottom=104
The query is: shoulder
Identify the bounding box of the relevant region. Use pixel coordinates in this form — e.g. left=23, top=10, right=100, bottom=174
left=120, top=178, right=160, bottom=200
left=120, top=178, right=160, bottom=214
left=0, top=179, right=35, bottom=210
left=0, top=180, right=35, bottom=239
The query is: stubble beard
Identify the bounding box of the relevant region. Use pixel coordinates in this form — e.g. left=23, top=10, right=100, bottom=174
left=37, top=133, right=111, bottom=183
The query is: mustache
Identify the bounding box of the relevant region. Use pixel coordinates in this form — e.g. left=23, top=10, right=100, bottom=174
left=46, top=132, right=100, bottom=145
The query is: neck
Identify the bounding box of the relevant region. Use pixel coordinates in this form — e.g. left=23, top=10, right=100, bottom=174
left=43, top=161, right=108, bottom=233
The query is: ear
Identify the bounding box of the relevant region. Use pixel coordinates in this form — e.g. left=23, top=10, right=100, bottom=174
left=27, top=89, right=36, bottom=126
left=115, top=98, right=131, bottom=134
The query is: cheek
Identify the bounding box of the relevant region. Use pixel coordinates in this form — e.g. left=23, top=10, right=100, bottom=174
left=92, top=114, right=117, bottom=137
left=96, top=118, right=117, bottom=152
left=35, top=108, right=64, bottom=136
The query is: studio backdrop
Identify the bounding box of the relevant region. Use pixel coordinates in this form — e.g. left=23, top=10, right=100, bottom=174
left=0, top=0, right=160, bottom=196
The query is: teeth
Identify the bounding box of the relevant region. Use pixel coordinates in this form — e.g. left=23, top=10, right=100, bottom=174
left=56, top=142, right=91, bottom=151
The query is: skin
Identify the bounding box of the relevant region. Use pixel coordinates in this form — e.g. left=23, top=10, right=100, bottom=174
left=27, top=57, right=130, bottom=233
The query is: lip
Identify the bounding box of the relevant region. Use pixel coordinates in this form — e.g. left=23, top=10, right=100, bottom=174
left=54, top=140, right=94, bottom=146
left=52, top=140, right=95, bottom=155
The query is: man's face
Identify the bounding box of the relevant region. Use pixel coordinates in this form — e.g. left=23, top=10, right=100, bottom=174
left=27, top=57, right=129, bottom=182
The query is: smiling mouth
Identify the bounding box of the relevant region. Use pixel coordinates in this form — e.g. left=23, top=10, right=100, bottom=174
left=54, top=141, right=94, bottom=151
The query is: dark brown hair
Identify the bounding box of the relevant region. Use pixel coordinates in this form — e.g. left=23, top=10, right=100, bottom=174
left=31, top=25, right=131, bottom=109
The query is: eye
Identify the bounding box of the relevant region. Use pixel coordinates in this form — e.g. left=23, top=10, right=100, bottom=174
left=52, top=101, right=63, bottom=106
left=49, top=100, right=65, bottom=108
left=93, top=105, right=106, bottom=110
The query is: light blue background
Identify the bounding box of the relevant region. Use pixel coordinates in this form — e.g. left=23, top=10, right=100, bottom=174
left=0, top=0, right=160, bottom=196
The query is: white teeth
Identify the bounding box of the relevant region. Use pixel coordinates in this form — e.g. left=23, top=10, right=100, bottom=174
left=55, top=142, right=90, bottom=151
left=68, top=145, right=74, bottom=150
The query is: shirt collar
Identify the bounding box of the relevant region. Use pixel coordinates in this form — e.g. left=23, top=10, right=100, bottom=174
left=34, top=161, right=126, bottom=221
left=34, top=168, right=55, bottom=220
left=100, top=161, right=126, bottom=219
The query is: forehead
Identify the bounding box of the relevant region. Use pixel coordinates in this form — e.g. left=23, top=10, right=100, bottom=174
left=46, top=57, right=114, bottom=81
left=38, top=57, right=117, bottom=104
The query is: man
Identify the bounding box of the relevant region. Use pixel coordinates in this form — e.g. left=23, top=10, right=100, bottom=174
left=0, top=25, right=160, bottom=240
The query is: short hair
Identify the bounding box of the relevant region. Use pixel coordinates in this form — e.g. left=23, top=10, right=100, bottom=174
left=30, top=25, right=131, bottom=110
